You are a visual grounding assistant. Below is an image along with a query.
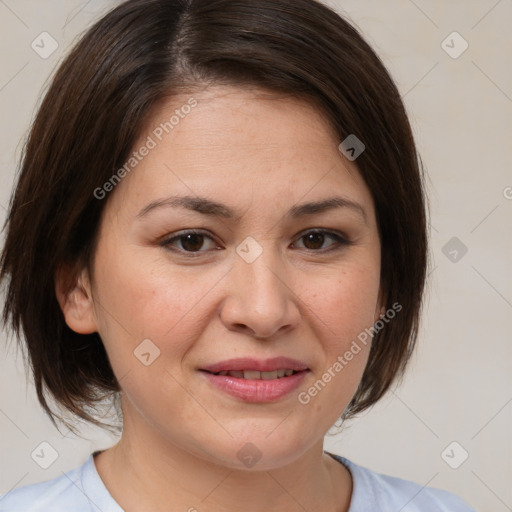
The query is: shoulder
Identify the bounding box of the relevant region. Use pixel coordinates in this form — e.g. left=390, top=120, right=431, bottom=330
left=327, top=453, right=477, bottom=512
left=0, top=455, right=110, bottom=512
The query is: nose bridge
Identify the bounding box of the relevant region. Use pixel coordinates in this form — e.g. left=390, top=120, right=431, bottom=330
left=235, top=235, right=287, bottom=306
left=221, top=235, right=298, bottom=337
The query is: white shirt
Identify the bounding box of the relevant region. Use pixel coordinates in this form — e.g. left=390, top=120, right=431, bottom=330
left=0, top=451, right=476, bottom=511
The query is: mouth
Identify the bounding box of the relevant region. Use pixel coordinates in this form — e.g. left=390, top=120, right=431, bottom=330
left=198, top=357, right=310, bottom=402
left=204, top=369, right=302, bottom=379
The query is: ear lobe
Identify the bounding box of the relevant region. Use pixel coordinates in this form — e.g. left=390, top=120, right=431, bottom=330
left=374, top=286, right=386, bottom=324
left=55, top=265, right=98, bottom=334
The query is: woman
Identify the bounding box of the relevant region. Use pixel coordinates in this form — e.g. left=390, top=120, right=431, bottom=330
left=0, top=0, right=476, bottom=510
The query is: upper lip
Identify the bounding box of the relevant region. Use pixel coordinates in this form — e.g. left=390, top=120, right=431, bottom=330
left=200, top=357, right=309, bottom=373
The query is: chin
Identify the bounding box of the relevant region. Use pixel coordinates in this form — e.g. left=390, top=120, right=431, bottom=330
left=194, top=431, right=314, bottom=472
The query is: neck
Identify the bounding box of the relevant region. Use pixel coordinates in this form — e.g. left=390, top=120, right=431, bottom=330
left=94, top=417, right=352, bottom=512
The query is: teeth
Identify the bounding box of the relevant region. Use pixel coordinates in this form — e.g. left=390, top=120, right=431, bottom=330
left=215, top=369, right=298, bottom=379
left=244, top=370, right=261, bottom=380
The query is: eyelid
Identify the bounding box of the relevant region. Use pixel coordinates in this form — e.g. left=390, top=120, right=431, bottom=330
left=294, top=227, right=351, bottom=242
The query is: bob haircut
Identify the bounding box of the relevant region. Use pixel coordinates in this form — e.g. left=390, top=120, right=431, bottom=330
left=0, top=0, right=428, bottom=433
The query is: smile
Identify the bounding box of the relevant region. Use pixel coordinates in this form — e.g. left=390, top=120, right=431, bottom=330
left=210, top=369, right=299, bottom=379
left=200, top=369, right=309, bottom=402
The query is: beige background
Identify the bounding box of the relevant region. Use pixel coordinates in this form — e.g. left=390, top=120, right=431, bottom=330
left=1, top=1, right=511, bottom=511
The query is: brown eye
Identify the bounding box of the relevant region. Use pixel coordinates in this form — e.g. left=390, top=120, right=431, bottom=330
left=180, top=233, right=206, bottom=252
left=160, top=230, right=219, bottom=254
left=293, top=230, right=350, bottom=252
left=302, top=232, right=325, bottom=250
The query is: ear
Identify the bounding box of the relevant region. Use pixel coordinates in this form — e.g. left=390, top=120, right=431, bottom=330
left=55, top=264, right=98, bottom=334
left=373, top=285, right=386, bottom=324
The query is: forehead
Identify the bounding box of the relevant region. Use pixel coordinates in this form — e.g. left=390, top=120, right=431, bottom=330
left=146, top=86, right=340, bottom=153
left=106, top=85, right=375, bottom=222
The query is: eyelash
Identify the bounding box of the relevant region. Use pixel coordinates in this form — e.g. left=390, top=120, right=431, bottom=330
left=159, top=229, right=353, bottom=257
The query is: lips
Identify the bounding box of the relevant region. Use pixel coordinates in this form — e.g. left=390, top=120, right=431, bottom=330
left=199, top=357, right=310, bottom=402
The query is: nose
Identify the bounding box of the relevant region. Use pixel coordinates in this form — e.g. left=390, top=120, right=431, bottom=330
left=219, top=245, right=300, bottom=339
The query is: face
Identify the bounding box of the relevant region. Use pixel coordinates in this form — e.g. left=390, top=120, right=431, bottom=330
left=62, top=86, right=383, bottom=470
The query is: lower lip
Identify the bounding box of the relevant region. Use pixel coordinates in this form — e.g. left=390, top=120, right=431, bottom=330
left=200, top=370, right=309, bottom=402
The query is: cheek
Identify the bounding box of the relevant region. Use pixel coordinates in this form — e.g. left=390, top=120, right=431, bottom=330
left=92, top=244, right=228, bottom=371
left=307, top=263, right=381, bottom=344
left=298, top=261, right=379, bottom=408
left=301, top=271, right=377, bottom=416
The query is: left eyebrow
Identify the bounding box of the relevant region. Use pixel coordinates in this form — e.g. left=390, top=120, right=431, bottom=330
left=136, top=194, right=368, bottom=225
left=288, top=197, right=367, bottom=225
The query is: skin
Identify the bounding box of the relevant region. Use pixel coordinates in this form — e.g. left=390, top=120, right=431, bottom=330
left=57, top=85, right=384, bottom=512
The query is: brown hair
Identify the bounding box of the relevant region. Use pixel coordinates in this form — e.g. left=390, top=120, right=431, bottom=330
left=0, top=0, right=428, bottom=432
